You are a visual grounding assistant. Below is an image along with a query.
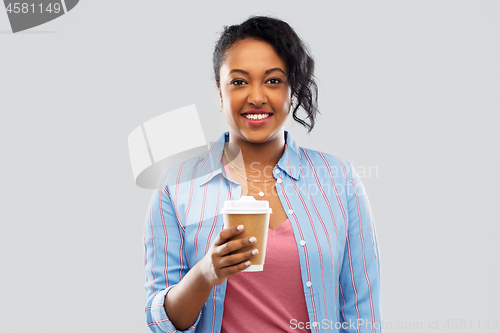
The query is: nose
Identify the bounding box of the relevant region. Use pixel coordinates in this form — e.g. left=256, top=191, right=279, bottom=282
left=247, top=84, right=266, bottom=107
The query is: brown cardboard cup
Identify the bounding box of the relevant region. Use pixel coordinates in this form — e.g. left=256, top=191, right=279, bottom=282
left=221, top=196, right=272, bottom=272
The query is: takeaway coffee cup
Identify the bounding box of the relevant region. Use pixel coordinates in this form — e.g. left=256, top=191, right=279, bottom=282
left=220, top=196, right=272, bottom=272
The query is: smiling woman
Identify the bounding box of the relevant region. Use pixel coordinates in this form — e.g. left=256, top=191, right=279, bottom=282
left=220, top=39, right=292, bottom=149
left=143, top=15, right=382, bottom=333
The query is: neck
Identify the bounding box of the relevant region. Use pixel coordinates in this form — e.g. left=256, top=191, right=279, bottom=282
left=224, top=131, right=286, bottom=174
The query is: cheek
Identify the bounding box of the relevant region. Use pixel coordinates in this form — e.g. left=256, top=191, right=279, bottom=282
left=272, top=91, right=291, bottom=109
left=227, top=92, right=247, bottom=108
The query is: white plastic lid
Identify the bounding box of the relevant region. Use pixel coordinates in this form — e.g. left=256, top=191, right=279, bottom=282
left=220, top=196, right=273, bottom=214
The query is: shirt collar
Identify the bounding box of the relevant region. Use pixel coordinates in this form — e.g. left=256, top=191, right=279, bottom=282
left=199, top=130, right=301, bottom=186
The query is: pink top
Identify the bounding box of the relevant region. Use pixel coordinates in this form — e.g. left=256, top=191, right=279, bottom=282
left=221, top=157, right=311, bottom=332
left=220, top=219, right=311, bottom=333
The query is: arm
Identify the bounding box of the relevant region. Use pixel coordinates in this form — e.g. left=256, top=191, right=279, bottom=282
left=144, top=188, right=193, bottom=333
left=144, top=187, right=258, bottom=332
left=339, top=163, right=382, bottom=333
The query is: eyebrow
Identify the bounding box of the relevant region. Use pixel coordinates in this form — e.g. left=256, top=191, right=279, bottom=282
left=227, top=68, right=286, bottom=76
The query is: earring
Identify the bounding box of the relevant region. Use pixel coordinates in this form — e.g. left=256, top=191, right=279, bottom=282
left=291, top=99, right=296, bottom=109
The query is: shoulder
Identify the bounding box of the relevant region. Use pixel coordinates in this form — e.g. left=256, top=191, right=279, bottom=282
left=299, top=146, right=352, bottom=174
left=160, top=149, right=214, bottom=192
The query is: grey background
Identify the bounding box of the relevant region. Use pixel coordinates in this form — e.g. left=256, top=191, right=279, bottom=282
left=1, top=1, right=499, bottom=332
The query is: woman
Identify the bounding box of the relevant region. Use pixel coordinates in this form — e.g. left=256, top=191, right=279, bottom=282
left=144, top=16, right=382, bottom=333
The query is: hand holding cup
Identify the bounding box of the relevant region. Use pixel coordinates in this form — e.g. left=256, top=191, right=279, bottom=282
left=200, top=225, right=259, bottom=286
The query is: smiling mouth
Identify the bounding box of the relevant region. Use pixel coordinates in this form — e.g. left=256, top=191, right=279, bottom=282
left=242, top=113, right=272, bottom=120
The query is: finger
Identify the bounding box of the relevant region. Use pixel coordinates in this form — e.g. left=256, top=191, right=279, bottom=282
left=217, top=236, right=257, bottom=257
left=219, top=259, right=253, bottom=277
left=213, top=225, right=245, bottom=246
left=216, top=248, right=259, bottom=269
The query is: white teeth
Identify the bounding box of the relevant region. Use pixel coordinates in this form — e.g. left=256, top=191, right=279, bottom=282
left=243, top=113, right=271, bottom=120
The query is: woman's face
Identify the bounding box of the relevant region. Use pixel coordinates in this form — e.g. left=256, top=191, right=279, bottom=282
left=219, top=39, right=292, bottom=146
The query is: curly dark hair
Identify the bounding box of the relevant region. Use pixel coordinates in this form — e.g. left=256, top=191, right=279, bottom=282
left=213, top=15, right=319, bottom=133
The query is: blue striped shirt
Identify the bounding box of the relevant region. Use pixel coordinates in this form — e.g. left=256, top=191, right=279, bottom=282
left=144, top=130, right=382, bottom=333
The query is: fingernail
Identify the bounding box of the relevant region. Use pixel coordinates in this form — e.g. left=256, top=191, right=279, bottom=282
left=245, top=261, right=251, bottom=266
left=249, top=237, right=257, bottom=243
left=252, top=249, right=259, bottom=255
left=237, top=225, right=244, bottom=231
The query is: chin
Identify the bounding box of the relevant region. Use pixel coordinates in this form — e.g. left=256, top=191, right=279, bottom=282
left=243, top=131, right=276, bottom=143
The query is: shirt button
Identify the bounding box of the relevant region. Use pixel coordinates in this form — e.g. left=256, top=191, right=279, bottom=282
left=288, top=209, right=293, bottom=215
left=299, top=240, right=306, bottom=246
left=306, top=281, right=312, bottom=287
left=277, top=178, right=282, bottom=184
left=312, top=322, right=318, bottom=328
left=274, top=169, right=280, bottom=175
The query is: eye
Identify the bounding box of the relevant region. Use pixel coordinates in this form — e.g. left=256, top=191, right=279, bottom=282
left=230, top=80, right=247, bottom=86
left=266, top=78, right=282, bottom=84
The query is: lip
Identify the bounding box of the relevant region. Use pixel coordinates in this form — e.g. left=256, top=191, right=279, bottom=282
left=240, top=113, right=273, bottom=127
left=241, top=109, right=273, bottom=115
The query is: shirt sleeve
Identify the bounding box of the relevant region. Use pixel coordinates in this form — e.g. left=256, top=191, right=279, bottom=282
left=143, top=187, right=202, bottom=333
left=338, top=162, right=382, bottom=333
